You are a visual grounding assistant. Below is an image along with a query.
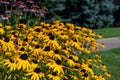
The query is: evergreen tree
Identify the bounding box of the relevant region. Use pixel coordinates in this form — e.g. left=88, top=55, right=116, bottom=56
left=39, top=0, right=118, bottom=28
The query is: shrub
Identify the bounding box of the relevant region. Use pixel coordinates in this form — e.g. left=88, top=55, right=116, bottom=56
left=42, top=0, right=118, bottom=28
left=0, top=20, right=111, bottom=80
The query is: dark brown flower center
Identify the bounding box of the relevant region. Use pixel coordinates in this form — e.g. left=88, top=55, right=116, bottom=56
left=34, top=28, right=41, bottom=32
left=69, top=56, right=72, bottom=59
left=54, top=50, right=59, bottom=54
left=47, top=33, right=52, bottom=36
left=88, top=65, right=92, bottom=68
left=44, top=46, right=50, bottom=51
left=24, top=38, right=28, bottom=42
left=20, top=54, right=28, bottom=60
left=11, top=32, right=16, bottom=35
left=74, top=65, right=79, bottom=69
left=62, top=46, right=66, bottom=50
left=81, top=69, right=86, bottom=73
left=19, top=25, right=23, bottom=28
left=4, top=37, right=10, bottom=42
left=83, top=73, right=88, bottom=77
left=52, top=72, right=57, bottom=76
left=49, top=35, right=55, bottom=40
left=56, top=60, right=61, bottom=65
left=35, top=45, right=40, bottom=49
left=20, top=47, right=25, bottom=51
left=73, top=39, right=77, bottom=42
left=10, top=59, right=14, bottom=63
left=34, top=68, right=41, bottom=73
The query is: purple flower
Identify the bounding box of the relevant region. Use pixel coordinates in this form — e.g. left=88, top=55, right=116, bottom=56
left=16, top=11, right=23, bottom=15
left=23, top=8, right=30, bottom=12
left=30, top=9, right=37, bottom=13
left=0, top=15, right=10, bottom=20
left=0, top=1, right=10, bottom=4
left=5, top=10, right=11, bottom=14
left=18, top=4, right=26, bottom=9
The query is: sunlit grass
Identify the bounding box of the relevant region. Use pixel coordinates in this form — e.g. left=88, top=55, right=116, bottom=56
left=93, top=27, right=120, bottom=38
left=100, top=48, right=120, bottom=80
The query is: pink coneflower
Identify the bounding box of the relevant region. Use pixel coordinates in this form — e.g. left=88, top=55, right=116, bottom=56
left=30, top=9, right=37, bottom=13
left=23, top=7, right=30, bottom=12
left=39, top=11, right=45, bottom=16
left=31, top=4, right=39, bottom=9
left=0, top=15, right=10, bottom=20
left=0, top=1, right=10, bottom=4
left=16, top=11, right=23, bottom=15
left=5, top=10, right=11, bottom=14
left=42, top=6, right=48, bottom=11
left=18, top=4, right=26, bottom=9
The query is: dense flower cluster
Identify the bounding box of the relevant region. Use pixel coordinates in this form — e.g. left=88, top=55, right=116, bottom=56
left=0, top=0, right=47, bottom=26
left=0, top=20, right=110, bottom=80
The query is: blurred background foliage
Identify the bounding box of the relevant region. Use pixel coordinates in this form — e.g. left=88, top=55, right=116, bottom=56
left=41, top=0, right=119, bottom=29
left=0, top=0, right=119, bottom=29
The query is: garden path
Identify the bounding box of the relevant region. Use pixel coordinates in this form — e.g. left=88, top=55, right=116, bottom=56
left=97, top=37, right=120, bottom=50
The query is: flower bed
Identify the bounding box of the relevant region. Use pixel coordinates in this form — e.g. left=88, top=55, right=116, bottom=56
left=0, top=20, right=110, bottom=80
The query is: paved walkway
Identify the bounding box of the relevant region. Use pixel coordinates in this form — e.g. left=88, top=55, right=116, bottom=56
left=97, top=37, right=120, bottom=50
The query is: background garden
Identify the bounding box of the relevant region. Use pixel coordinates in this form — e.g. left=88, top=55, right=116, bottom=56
left=0, top=0, right=120, bottom=80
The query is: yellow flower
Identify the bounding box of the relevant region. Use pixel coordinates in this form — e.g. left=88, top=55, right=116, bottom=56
left=44, top=33, right=61, bottom=49
left=100, top=64, right=107, bottom=71
left=70, top=75, right=79, bottom=80
left=0, top=37, right=15, bottom=51
left=0, top=27, right=5, bottom=34
left=97, top=34, right=102, bottom=39
left=26, top=67, right=45, bottom=80
left=46, top=60, right=64, bottom=75
left=84, top=48, right=91, bottom=54
left=71, top=55, right=79, bottom=61
left=67, top=58, right=76, bottom=67
left=53, top=50, right=62, bottom=60
left=69, top=39, right=82, bottom=50
left=16, top=23, right=26, bottom=29
left=32, top=44, right=43, bottom=55
left=16, top=54, right=31, bottom=70
left=5, top=25, right=11, bottom=29
left=43, top=46, right=54, bottom=57
left=105, top=72, right=111, bottom=78
left=4, top=59, right=16, bottom=71
left=48, top=73, right=61, bottom=80
left=99, top=43, right=106, bottom=48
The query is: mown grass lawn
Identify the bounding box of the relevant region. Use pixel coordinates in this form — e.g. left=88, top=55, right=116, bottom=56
left=93, top=27, right=120, bottom=38
left=99, top=48, right=120, bottom=80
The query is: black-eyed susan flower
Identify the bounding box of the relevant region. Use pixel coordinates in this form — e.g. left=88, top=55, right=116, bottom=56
left=0, top=27, right=5, bottom=34
left=104, top=72, right=111, bottom=78
left=16, top=53, right=31, bottom=70
left=44, top=33, right=61, bottom=49
left=0, top=20, right=110, bottom=80
left=99, top=43, right=106, bottom=48
left=5, top=25, right=11, bottom=30
left=26, top=67, right=45, bottom=80
left=3, top=59, right=16, bottom=71
left=42, top=46, right=54, bottom=57
left=16, top=23, right=26, bottom=29
left=48, top=72, right=61, bottom=80
left=97, top=34, right=102, bottom=39
left=32, top=44, right=43, bottom=55
left=100, top=64, right=107, bottom=71
left=52, top=49, right=62, bottom=60
left=46, top=59, right=64, bottom=75
left=0, top=36, right=15, bottom=51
